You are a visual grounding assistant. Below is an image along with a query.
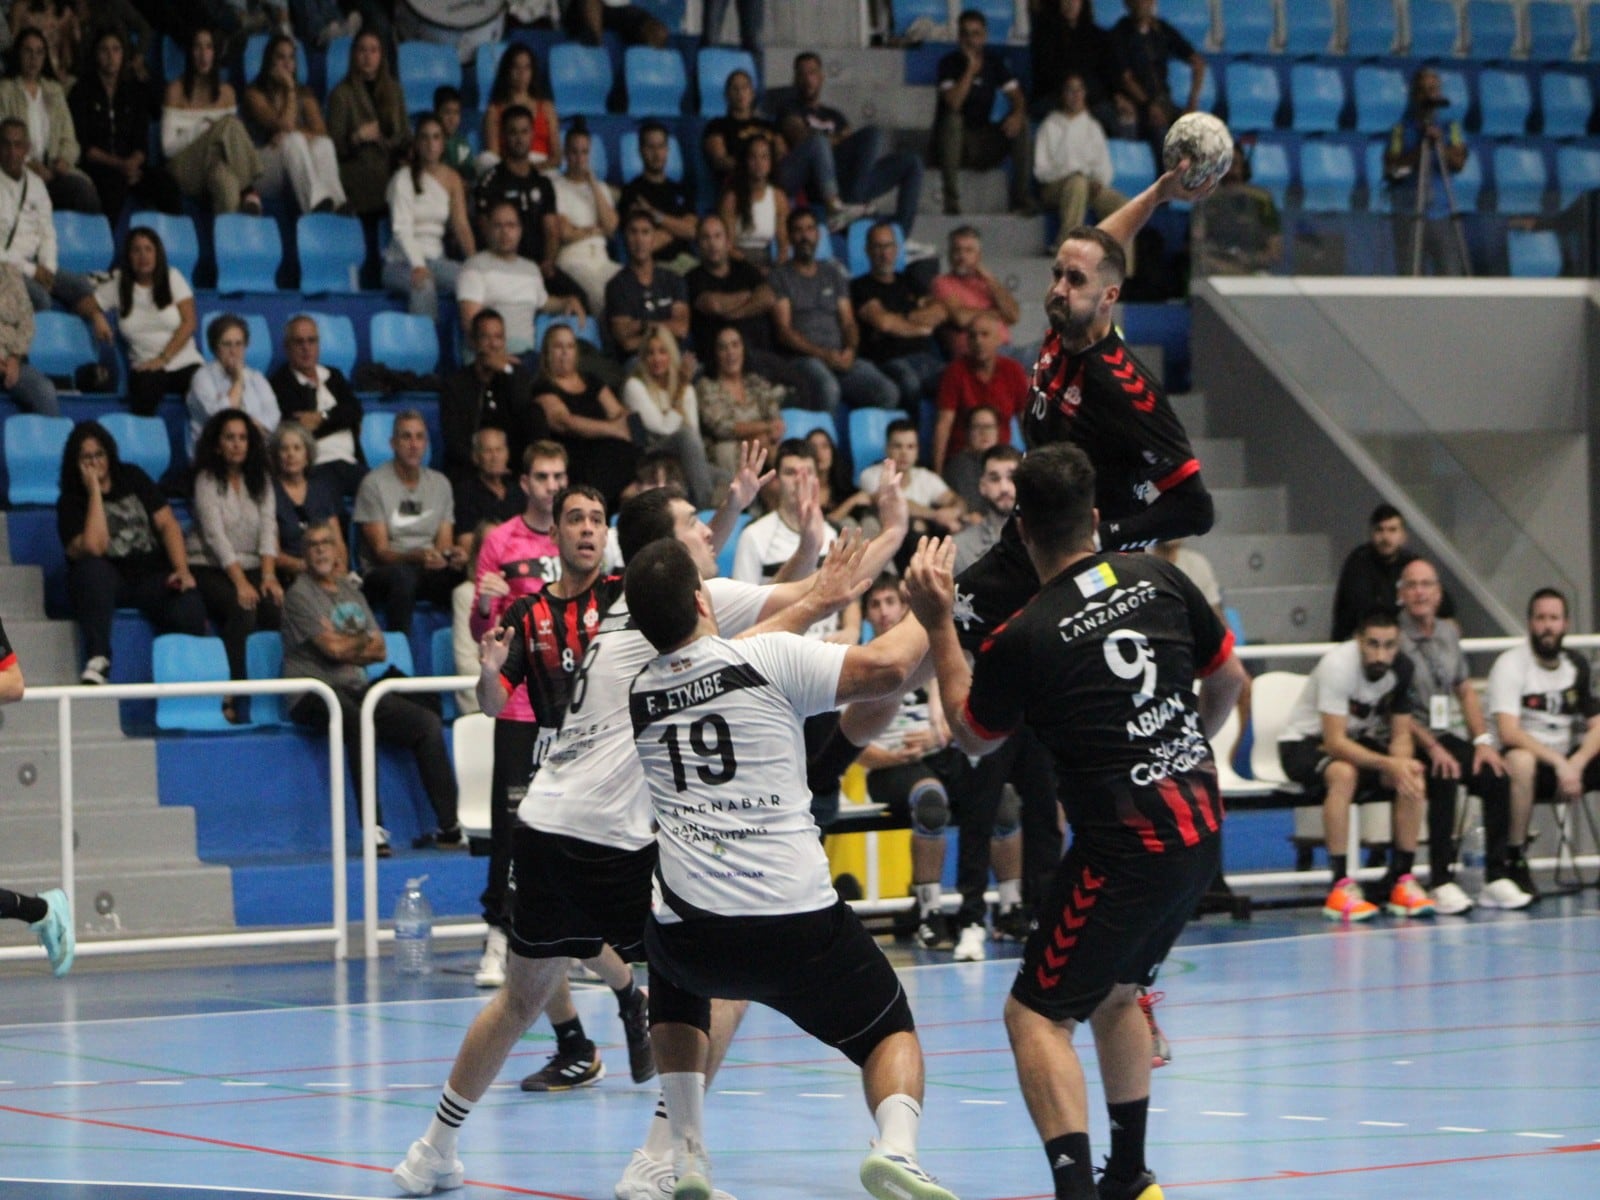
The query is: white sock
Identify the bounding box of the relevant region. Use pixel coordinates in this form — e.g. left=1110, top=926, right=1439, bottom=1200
left=997, top=878, right=1023, bottom=910
left=642, top=1094, right=673, bottom=1160
left=659, top=1071, right=705, bottom=1153
left=914, top=883, right=942, bottom=917
left=423, top=1084, right=473, bottom=1157
left=874, top=1093, right=922, bottom=1156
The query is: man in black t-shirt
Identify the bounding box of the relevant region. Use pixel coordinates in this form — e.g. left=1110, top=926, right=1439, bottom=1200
left=616, top=120, right=697, bottom=268
left=933, top=8, right=1032, bottom=215
left=904, top=443, right=1246, bottom=1200
left=850, top=219, right=949, bottom=414
left=474, top=106, right=583, bottom=305
left=604, top=212, right=691, bottom=362
left=1109, top=0, right=1208, bottom=136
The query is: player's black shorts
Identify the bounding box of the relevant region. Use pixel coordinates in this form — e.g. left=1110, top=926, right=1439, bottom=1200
left=1534, top=757, right=1600, bottom=799
left=952, top=527, right=1039, bottom=652
left=507, top=827, right=656, bottom=962
left=644, top=899, right=916, bottom=1067
left=1279, top=736, right=1389, bottom=796
left=1011, top=832, right=1220, bottom=1023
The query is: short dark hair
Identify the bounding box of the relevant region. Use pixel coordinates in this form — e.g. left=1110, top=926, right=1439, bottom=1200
left=618, top=485, right=688, bottom=564
left=470, top=307, right=505, bottom=339
left=1369, top=503, right=1404, bottom=527
left=433, top=84, right=462, bottom=110
left=625, top=538, right=702, bottom=651
left=885, top=418, right=917, bottom=441
left=1355, top=606, right=1400, bottom=635
left=638, top=118, right=668, bottom=144
left=967, top=403, right=1000, bottom=429
left=523, top=439, right=567, bottom=472
left=958, top=8, right=987, bottom=28
left=774, top=437, right=817, bottom=471
left=982, top=444, right=1023, bottom=468
left=1528, top=587, right=1568, bottom=618
left=1013, top=443, right=1097, bottom=557
left=553, top=483, right=607, bottom=523
left=1061, top=225, right=1127, bottom=284
left=785, top=205, right=818, bottom=235
left=793, top=51, right=821, bottom=71
left=864, top=572, right=901, bottom=602
left=499, top=103, right=533, bottom=131
left=636, top=450, right=687, bottom=487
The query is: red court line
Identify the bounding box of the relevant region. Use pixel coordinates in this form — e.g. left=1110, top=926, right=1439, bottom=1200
left=0, top=1103, right=585, bottom=1199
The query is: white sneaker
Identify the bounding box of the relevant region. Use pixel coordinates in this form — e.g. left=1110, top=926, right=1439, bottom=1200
left=1430, top=881, right=1474, bottom=915
left=80, top=656, right=109, bottom=685
left=474, top=927, right=508, bottom=988
left=860, top=1144, right=959, bottom=1200
left=672, top=1141, right=713, bottom=1200
left=614, top=1148, right=738, bottom=1200
left=1478, top=876, right=1534, bottom=910
left=393, top=1139, right=465, bottom=1196
left=952, top=924, right=987, bottom=962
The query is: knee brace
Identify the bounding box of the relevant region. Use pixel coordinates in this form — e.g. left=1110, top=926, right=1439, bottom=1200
left=993, top=782, right=1022, bottom=840
left=910, top=779, right=950, bottom=838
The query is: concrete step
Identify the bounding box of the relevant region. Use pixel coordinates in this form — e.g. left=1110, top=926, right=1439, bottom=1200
left=0, top=736, right=160, bottom=808
left=1191, top=437, right=1246, bottom=489
left=0, top=564, right=45, bottom=619
left=1, top=618, right=79, bottom=685
left=0, top=804, right=202, bottom=873
left=1199, top=533, right=1334, bottom=592
left=1210, top=485, right=1288, bottom=536
left=0, top=693, right=125, bottom=739
left=1228, top=584, right=1337, bottom=645
left=1170, top=392, right=1209, bottom=438
left=0, top=863, right=236, bottom=941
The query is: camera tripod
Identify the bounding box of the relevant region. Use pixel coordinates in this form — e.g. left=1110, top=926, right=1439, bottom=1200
left=1407, top=130, right=1472, bottom=277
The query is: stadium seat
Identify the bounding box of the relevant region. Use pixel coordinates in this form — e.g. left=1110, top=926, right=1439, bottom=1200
left=1492, top=144, right=1549, bottom=212
left=1344, top=0, right=1399, bottom=55
left=846, top=219, right=904, bottom=277
left=362, top=409, right=396, bottom=468
left=245, top=631, right=285, bottom=727
left=454, top=710, right=495, bottom=839
left=367, top=630, right=415, bottom=681
left=779, top=408, right=839, bottom=443
left=967, top=0, right=1016, bottom=41
left=1168, top=58, right=1218, bottom=114
left=308, top=312, right=358, bottom=376
left=54, top=211, right=115, bottom=276
left=297, top=213, right=366, bottom=294
left=624, top=46, right=688, bottom=117
left=535, top=312, right=603, bottom=349
left=1299, top=140, right=1359, bottom=209
left=99, top=413, right=170, bottom=482
left=550, top=43, right=614, bottom=116
left=370, top=312, right=439, bottom=376
left=1464, top=0, right=1519, bottom=58
left=1540, top=71, right=1592, bottom=137
left=1451, top=147, right=1486, bottom=208
left=201, top=311, right=272, bottom=374
left=1283, top=0, right=1336, bottom=54
left=697, top=47, right=757, bottom=117
left=1407, top=0, right=1460, bottom=56
left=1249, top=139, right=1294, bottom=206
left=848, top=408, right=898, bottom=480
left=619, top=128, right=686, bottom=182
left=1220, top=0, right=1277, bottom=52
left=1527, top=1, right=1579, bottom=59
left=1290, top=63, right=1345, bottom=132
left=153, top=634, right=233, bottom=732
left=1433, top=68, right=1471, bottom=126
left=3, top=413, right=73, bottom=505
left=397, top=41, right=460, bottom=116
left=1477, top=68, right=1532, bottom=135
left=28, top=312, right=98, bottom=383
left=1365, top=139, right=1395, bottom=211
left=213, top=214, right=283, bottom=294
left=1108, top=138, right=1159, bottom=195
left=475, top=42, right=507, bottom=106
left=1556, top=144, right=1600, bottom=204
left=1161, top=0, right=1215, bottom=47
left=1353, top=66, right=1408, bottom=133
left=1507, top=228, right=1561, bottom=275
left=162, top=36, right=185, bottom=84
left=430, top=625, right=459, bottom=719
left=324, top=35, right=354, bottom=91
left=244, top=33, right=308, bottom=86
left=1225, top=61, right=1283, bottom=130
left=128, top=212, right=199, bottom=279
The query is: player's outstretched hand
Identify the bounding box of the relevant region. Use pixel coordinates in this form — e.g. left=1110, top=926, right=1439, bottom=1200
left=903, top=536, right=958, bottom=629
left=795, top=469, right=828, bottom=558
left=872, top=458, right=908, bottom=535
left=807, top=528, right=872, bottom=616
left=727, top=440, right=774, bottom=513
left=478, top=625, right=512, bottom=674
left=1155, top=159, right=1220, bottom=204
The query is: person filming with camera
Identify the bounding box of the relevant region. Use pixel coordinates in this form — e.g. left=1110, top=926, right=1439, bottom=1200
left=1383, top=67, right=1470, bottom=277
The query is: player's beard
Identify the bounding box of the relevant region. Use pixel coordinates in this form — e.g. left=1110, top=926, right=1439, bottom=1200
left=1046, top=297, right=1092, bottom=340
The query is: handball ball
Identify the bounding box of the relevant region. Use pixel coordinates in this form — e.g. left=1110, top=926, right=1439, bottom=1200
left=1162, top=112, right=1233, bottom=190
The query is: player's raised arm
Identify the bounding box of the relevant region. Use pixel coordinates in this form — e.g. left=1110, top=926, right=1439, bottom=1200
left=708, top=439, right=774, bottom=554
left=903, top=537, right=1009, bottom=757
left=1095, top=159, right=1221, bottom=250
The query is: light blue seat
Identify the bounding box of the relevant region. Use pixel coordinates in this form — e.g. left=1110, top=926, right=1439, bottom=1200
left=624, top=46, right=688, bottom=117
left=1108, top=138, right=1158, bottom=195
left=1433, top=68, right=1471, bottom=126
left=1168, top=58, right=1218, bottom=113
left=1221, top=0, right=1277, bottom=51
left=475, top=43, right=507, bottom=105
left=1162, top=0, right=1215, bottom=46
left=846, top=219, right=905, bottom=277
left=1249, top=139, right=1293, bottom=206
left=1492, top=144, right=1549, bottom=213
left=362, top=409, right=396, bottom=468
left=1299, top=140, right=1359, bottom=209
left=162, top=37, right=185, bottom=84
left=1540, top=72, right=1592, bottom=137
left=28, top=312, right=98, bottom=382
left=201, top=312, right=271, bottom=374
left=700, top=508, right=750, bottom=579
left=367, top=630, right=415, bottom=681
left=1283, top=0, right=1336, bottom=54
left=1344, top=0, right=1398, bottom=55
left=1556, top=144, right=1600, bottom=204
left=1407, top=0, right=1460, bottom=56
left=697, top=47, right=758, bottom=117
left=1478, top=69, right=1532, bottom=135
left=1527, top=1, right=1579, bottom=60
left=308, top=312, right=358, bottom=376
left=1353, top=66, right=1407, bottom=133
left=1365, top=139, right=1393, bottom=211
left=892, top=0, right=947, bottom=37
left=550, top=44, right=614, bottom=116
left=1290, top=63, right=1345, bottom=132
left=99, top=414, right=170, bottom=482
left=430, top=625, right=459, bottom=719
left=297, top=214, right=365, bottom=294
left=1507, top=229, right=1561, bottom=276
left=620, top=129, right=686, bottom=182
left=370, top=312, right=439, bottom=375
left=54, top=211, right=115, bottom=276
left=398, top=41, right=461, bottom=115
left=128, top=212, right=199, bottom=278
left=3, top=414, right=73, bottom=505
left=1464, top=0, right=1518, bottom=58
left=214, top=214, right=283, bottom=294
left=244, top=34, right=308, bottom=85
left=535, top=312, right=603, bottom=349
left=324, top=35, right=354, bottom=91
left=1226, top=61, right=1283, bottom=130
left=153, top=634, right=233, bottom=732
left=246, top=631, right=285, bottom=727
left=967, top=0, right=1016, bottom=40
left=847, top=408, right=899, bottom=480
left=780, top=408, right=839, bottom=443
left=1451, top=147, right=1486, bottom=208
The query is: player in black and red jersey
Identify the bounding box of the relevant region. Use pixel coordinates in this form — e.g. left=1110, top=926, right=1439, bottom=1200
left=904, top=444, right=1247, bottom=1200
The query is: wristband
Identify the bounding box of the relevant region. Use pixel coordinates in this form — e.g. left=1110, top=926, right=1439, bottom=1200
left=1472, top=733, right=1493, bottom=747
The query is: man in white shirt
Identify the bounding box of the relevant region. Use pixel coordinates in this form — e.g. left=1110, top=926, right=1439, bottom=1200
left=844, top=419, right=965, bottom=542
left=0, top=119, right=93, bottom=312
left=457, top=201, right=583, bottom=357
left=1034, top=75, right=1129, bottom=244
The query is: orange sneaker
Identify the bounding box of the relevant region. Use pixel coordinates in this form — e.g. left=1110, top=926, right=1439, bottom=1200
left=1386, top=872, right=1437, bottom=918
left=1322, top=877, right=1378, bottom=923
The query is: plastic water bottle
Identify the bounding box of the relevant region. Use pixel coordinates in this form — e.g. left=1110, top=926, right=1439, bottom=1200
left=1457, top=825, right=1486, bottom=901
left=394, top=875, right=433, bottom=976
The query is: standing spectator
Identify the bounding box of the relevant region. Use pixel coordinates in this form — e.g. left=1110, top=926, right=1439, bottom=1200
left=933, top=8, right=1032, bottom=216
left=532, top=323, right=637, bottom=507
left=0, top=262, right=58, bottom=414
left=326, top=31, right=409, bottom=218
left=550, top=123, right=620, bottom=318
left=441, top=307, right=548, bottom=480
left=474, top=107, right=574, bottom=305
left=932, top=311, right=1026, bottom=472
left=850, top=219, right=949, bottom=414
left=0, top=27, right=100, bottom=212
left=185, top=312, right=280, bottom=453
left=770, top=207, right=898, bottom=415
left=289, top=0, right=361, bottom=48
left=605, top=210, right=691, bottom=362
left=702, top=0, right=761, bottom=50
left=1029, top=0, right=1119, bottom=120
left=622, top=324, right=715, bottom=507
left=268, top=420, right=344, bottom=583
left=717, top=130, right=787, bottom=271
left=930, top=224, right=1020, bottom=359
left=697, top=325, right=786, bottom=477
left=1109, top=0, right=1207, bottom=137
left=453, top=426, right=525, bottom=549
left=1035, top=75, right=1129, bottom=241
left=458, top=203, right=583, bottom=358
left=0, top=119, right=94, bottom=312
left=243, top=33, right=348, bottom=215
left=1384, top=67, right=1469, bottom=277
left=1330, top=503, right=1453, bottom=641
left=160, top=27, right=264, bottom=215
left=478, top=44, right=558, bottom=172
left=617, top=120, right=697, bottom=269
left=82, top=226, right=204, bottom=416
left=384, top=115, right=475, bottom=320
left=269, top=312, right=366, bottom=498
left=941, top=404, right=1005, bottom=511
left=353, top=410, right=465, bottom=633
left=69, top=26, right=180, bottom=219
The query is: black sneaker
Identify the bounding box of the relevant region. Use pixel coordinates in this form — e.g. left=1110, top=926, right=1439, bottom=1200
left=992, top=905, right=1032, bottom=942
left=913, top=911, right=952, bottom=950
left=619, top=987, right=656, bottom=1083
left=520, top=1047, right=604, bottom=1092
left=1096, top=1166, right=1162, bottom=1200
left=1506, top=855, right=1542, bottom=903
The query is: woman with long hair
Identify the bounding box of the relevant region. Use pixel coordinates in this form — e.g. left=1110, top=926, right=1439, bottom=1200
left=622, top=324, right=716, bottom=506
left=0, top=26, right=100, bottom=212
left=383, top=114, right=475, bottom=319
left=187, top=409, right=282, bottom=723
left=532, top=323, right=637, bottom=508
left=81, top=226, right=204, bottom=415
left=697, top=325, right=786, bottom=477
left=243, top=33, right=348, bottom=214
left=326, top=30, right=409, bottom=216
left=69, top=25, right=181, bottom=218
left=808, top=426, right=856, bottom=521
left=161, top=26, right=263, bottom=214
left=479, top=44, right=558, bottom=171
left=718, top=131, right=787, bottom=271
left=268, top=420, right=345, bottom=582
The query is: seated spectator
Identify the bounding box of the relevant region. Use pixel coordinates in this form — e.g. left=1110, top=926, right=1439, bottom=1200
left=186, top=312, right=280, bottom=454
left=718, top=131, right=788, bottom=272
left=941, top=404, right=1004, bottom=511
left=383, top=116, right=475, bottom=320
left=478, top=44, right=558, bottom=173
left=930, top=224, right=1020, bottom=358
left=622, top=324, right=715, bottom=507
left=9, top=0, right=81, bottom=86
left=282, top=518, right=467, bottom=857
left=160, top=27, right=264, bottom=215
left=57, top=419, right=206, bottom=686
left=1196, top=146, right=1283, bottom=276
left=433, top=86, right=475, bottom=183
left=0, top=28, right=100, bottom=213
left=809, top=427, right=856, bottom=525
left=353, top=409, right=465, bottom=633
left=243, top=33, right=348, bottom=215
left=1035, top=74, right=1129, bottom=245
left=81, top=225, right=204, bottom=416
left=69, top=26, right=181, bottom=220
left=473, top=106, right=576, bottom=306
left=550, top=122, right=620, bottom=317
left=697, top=325, right=786, bottom=477
left=288, top=0, right=362, bottom=48
left=269, top=312, right=366, bottom=498
left=770, top=207, right=897, bottom=415
left=531, top=323, right=637, bottom=508
left=1030, top=0, right=1119, bottom=121
left=268, top=419, right=344, bottom=582
left=0, top=262, right=58, bottom=414
left=618, top=120, right=698, bottom=271
left=441, top=307, right=548, bottom=481
left=952, top=443, right=1020, bottom=571
left=1109, top=0, right=1207, bottom=138
left=326, top=32, right=409, bottom=218
left=0, top=118, right=94, bottom=313
left=563, top=0, right=671, bottom=47
left=1277, top=607, right=1434, bottom=922
left=837, top=418, right=964, bottom=540
left=458, top=203, right=585, bottom=361
left=850, top=219, right=949, bottom=414
left=606, top=210, right=691, bottom=363
left=933, top=9, right=1032, bottom=216
left=1331, top=503, right=1453, bottom=641
left=932, top=311, right=1025, bottom=473
left=450, top=523, right=485, bottom=717
left=453, top=426, right=525, bottom=554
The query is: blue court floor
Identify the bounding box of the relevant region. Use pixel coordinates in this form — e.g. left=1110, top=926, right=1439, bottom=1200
left=1, top=901, right=1597, bottom=1200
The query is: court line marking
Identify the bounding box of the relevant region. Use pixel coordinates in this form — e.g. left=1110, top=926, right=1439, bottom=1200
left=0, top=1180, right=383, bottom=1199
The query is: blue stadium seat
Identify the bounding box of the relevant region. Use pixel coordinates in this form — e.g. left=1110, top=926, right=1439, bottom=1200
left=847, top=408, right=898, bottom=480
left=1365, top=139, right=1394, bottom=210
left=1221, top=0, right=1277, bottom=51
left=362, top=409, right=396, bottom=468
left=475, top=42, right=507, bottom=107
left=892, top=0, right=946, bottom=35
left=1108, top=138, right=1158, bottom=194
left=1353, top=66, right=1408, bottom=132
left=244, top=34, right=308, bottom=86
left=1464, top=0, right=1518, bottom=58
left=128, top=212, right=199, bottom=279
left=367, top=630, right=415, bottom=681
left=700, top=508, right=750, bottom=579
left=1556, top=143, right=1600, bottom=204
left=29, top=312, right=98, bottom=382
left=245, top=631, right=284, bottom=727
left=162, top=37, right=185, bottom=84
left=153, top=634, right=233, bottom=731
left=1168, top=58, right=1218, bottom=113
left=967, top=0, right=1016, bottom=41
left=213, top=214, right=283, bottom=294
left=846, top=219, right=904, bottom=277
left=429, top=625, right=459, bottom=718
left=54, top=211, right=115, bottom=276
left=619, top=128, right=686, bottom=182
left=550, top=44, right=614, bottom=116
left=1283, top=0, right=1336, bottom=53
left=308, top=312, right=358, bottom=376
left=1477, top=68, right=1532, bottom=135
left=1249, top=138, right=1293, bottom=206
left=398, top=41, right=461, bottom=116
left=697, top=47, right=758, bottom=117
left=370, top=312, right=439, bottom=376
left=201, top=311, right=272, bottom=374
left=1290, top=63, right=1345, bottom=132
left=1433, top=68, right=1471, bottom=126
left=297, top=213, right=366, bottom=294
left=99, top=413, right=170, bottom=482
left=1540, top=71, right=1592, bottom=137
left=1225, top=61, right=1283, bottom=130
left=1451, top=146, right=1486, bottom=208
left=535, top=312, right=603, bottom=349
left=1344, top=0, right=1399, bottom=55
left=1527, top=1, right=1579, bottom=59
left=1299, top=140, right=1359, bottom=209
left=779, top=408, right=839, bottom=443
left=1407, top=0, right=1460, bottom=56
left=1507, top=229, right=1561, bottom=275
left=1161, top=0, right=1215, bottom=47
left=1492, top=144, right=1549, bottom=212
left=624, top=46, right=688, bottom=117
left=324, top=35, right=354, bottom=92
left=3, top=414, right=73, bottom=505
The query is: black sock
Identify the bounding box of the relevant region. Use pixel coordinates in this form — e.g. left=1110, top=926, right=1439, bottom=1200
left=613, top=977, right=640, bottom=1014
left=806, top=725, right=863, bottom=796
left=1330, top=854, right=1348, bottom=882
left=1507, top=841, right=1526, bottom=862
left=553, top=1016, right=591, bottom=1056
left=1391, top=848, right=1416, bottom=881
left=1043, top=1132, right=1096, bottom=1200
left=0, top=889, right=47, bottom=925
left=1106, top=1098, right=1149, bottom=1180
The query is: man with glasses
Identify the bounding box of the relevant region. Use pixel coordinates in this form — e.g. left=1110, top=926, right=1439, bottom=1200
left=270, top=314, right=366, bottom=498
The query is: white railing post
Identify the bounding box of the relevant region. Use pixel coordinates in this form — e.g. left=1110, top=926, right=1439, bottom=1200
left=57, top=693, right=74, bottom=919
